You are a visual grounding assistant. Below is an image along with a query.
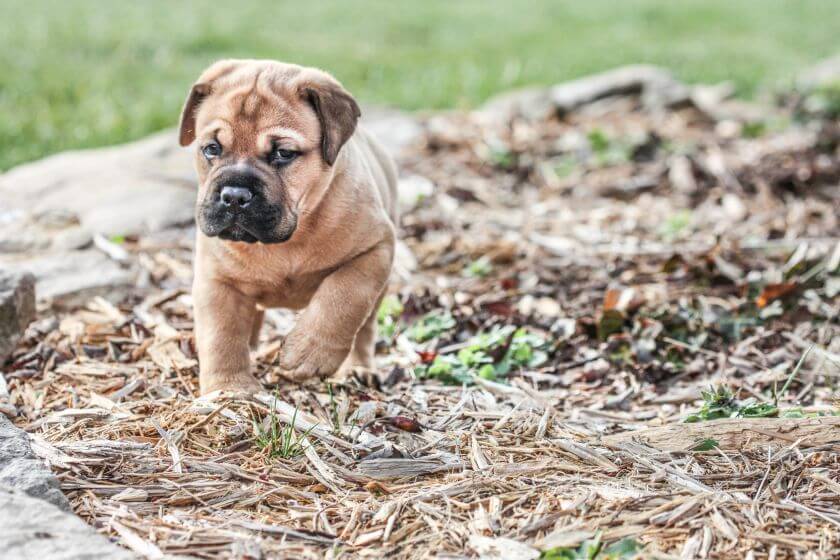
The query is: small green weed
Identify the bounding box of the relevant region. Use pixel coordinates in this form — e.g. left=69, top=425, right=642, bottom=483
left=253, top=405, right=313, bottom=460
left=464, top=256, right=493, bottom=278
left=540, top=534, right=641, bottom=559
left=658, top=210, right=692, bottom=241
left=416, top=325, right=548, bottom=384
left=489, top=146, right=517, bottom=170
left=587, top=129, right=611, bottom=153
left=685, top=347, right=834, bottom=422
left=407, top=311, right=457, bottom=343
left=684, top=386, right=778, bottom=423
left=691, top=438, right=720, bottom=452
left=587, top=129, right=633, bottom=167
left=377, top=295, right=404, bottom=341
left=741, top=120, right=767, bottom=138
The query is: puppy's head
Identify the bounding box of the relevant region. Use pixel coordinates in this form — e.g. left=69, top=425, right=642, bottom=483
left=178, top=60, right=360, bottom=244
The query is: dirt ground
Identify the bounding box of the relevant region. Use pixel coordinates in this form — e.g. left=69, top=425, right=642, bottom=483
left=4, top=81, right=840, bottom=559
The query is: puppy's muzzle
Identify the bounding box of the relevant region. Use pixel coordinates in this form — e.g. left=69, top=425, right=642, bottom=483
left=199, top=166, right=293, bottom=244
left=219, top=186, right=253, bottom=210
left=212, top=169, right=263, bottom=211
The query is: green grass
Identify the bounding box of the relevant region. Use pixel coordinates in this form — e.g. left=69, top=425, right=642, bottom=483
left=1, top=0, right=838, bottom=170
left=252, top=404, right=314, bottom=460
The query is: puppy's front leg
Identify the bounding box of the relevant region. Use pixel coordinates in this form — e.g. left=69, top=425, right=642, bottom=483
left=279, top=241, right=393, bottom=381
left=193, top=280, right=262, bottom=395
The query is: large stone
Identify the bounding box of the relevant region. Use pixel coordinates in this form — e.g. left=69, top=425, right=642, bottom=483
left=477, top=65, right=690, bottom=124
left=0, top=415, right=68, bottom=510
left=550, top=64, right=688, bottom=114
left=797, top=54, right=840, bottom=90
left=0, top=130, right=196, bottom=242
left=0, top=250, right=134, bottom=306
left=360, top=105, right=424, bottom=156
left=0, top=271, right=35, bottom=362
left=0, top=487, right=133, bottom=560
left=476, top=86, right=554, bottom=124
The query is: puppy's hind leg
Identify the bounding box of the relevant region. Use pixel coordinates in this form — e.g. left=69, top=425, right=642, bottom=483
left=350, top=290, right=385, bottom=370
left=249, top=307, right=265, bottom=350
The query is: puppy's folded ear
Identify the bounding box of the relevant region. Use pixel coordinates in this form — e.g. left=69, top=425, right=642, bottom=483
left=178, top=83, right=210, bottom=147
left=302, top=79, right=361, bottom=165
left=178, top=60, right=243, bottom=146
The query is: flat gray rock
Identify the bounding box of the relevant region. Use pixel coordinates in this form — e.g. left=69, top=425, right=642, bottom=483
left=477, top=86, right=554, bottom=123
left=0, top=271, right=35, bottom=362
left=477, top=65, right=690, bottom=124
left=0, top=130, right=196, bottom=241
left=0, top=415, right=68, bottom=510
left=0, top=487, right=134, bottom=560
left=361, top=105, right=424, bottom=157
left=797, top=54, right=840, bottom=90
left=0, top=250, right=135, bottom=306
left=550, top=64, right=688, bottom=113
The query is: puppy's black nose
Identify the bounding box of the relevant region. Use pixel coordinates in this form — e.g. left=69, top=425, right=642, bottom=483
left=219, top=186, right=253, bottom=208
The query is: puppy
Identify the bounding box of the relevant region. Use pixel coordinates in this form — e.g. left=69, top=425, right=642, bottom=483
left=178, top=59, right=397, bottom=395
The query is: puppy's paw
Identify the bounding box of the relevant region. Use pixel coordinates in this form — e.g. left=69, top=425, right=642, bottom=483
left=278, top=331, right=350, bottom=382
left=200, top=375, right=263, bottom=397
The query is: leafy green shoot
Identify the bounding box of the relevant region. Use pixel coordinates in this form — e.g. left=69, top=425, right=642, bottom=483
left=691, top=438, right=720, bottom=452
left=407, top=310, right=457, bottom=343
left=741, top=120, right=767, bottom=138
left=416, top=326, right=548, bottom=385
left=377, top=295, right=404, bottom=341
left=684, top=385, right=779, bottom=423
left=540, top=533, right=642, bottom=559
left=464, top=256, right=493, bottom=278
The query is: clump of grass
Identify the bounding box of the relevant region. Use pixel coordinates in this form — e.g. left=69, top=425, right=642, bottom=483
left=541, top=534, right=641, bottom=559
left=416, top=325, right=548, bottom=384
left=326, top=383, right=341, bottom=434
left=253, top=405, right=314, bottom=460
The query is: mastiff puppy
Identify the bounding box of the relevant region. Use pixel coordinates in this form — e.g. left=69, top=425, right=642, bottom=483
left=178, top=59, right=397, bottom=395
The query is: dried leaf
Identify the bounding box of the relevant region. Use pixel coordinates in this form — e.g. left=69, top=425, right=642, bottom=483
left=756, top=282, right=797, bottom=308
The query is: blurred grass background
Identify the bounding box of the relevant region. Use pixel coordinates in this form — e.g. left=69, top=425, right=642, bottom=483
left=1, top=0, right=837, bottom=170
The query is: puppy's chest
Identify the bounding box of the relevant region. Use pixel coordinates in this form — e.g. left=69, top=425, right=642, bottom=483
left=226, top=260, right=326, bottom=310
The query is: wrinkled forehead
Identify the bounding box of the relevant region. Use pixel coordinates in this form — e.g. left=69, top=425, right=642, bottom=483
left=194, top=68, right=320, bottom=152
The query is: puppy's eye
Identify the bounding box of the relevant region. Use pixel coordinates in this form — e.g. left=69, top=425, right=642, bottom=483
left=202, top=142, right=222, bottom=160
left=270, top=147, right=299, bottom=166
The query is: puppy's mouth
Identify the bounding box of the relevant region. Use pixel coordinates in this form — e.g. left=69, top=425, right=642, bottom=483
left=198, top=208, right=297, bottom=245
left=217, top=223, right=260, bottom=244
